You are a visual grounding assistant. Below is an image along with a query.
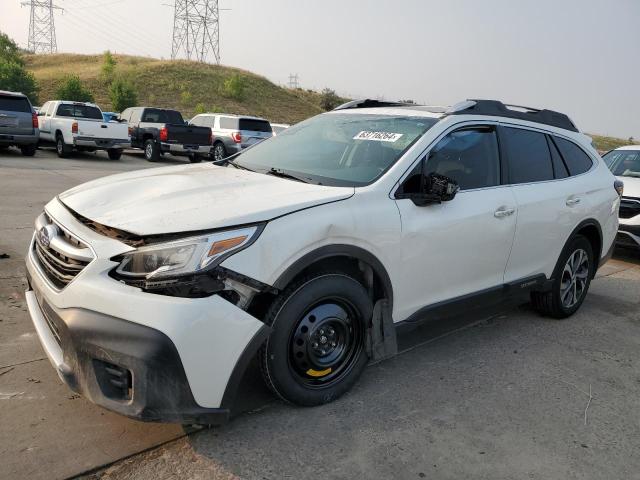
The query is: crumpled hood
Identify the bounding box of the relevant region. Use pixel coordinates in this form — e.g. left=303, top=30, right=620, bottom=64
left=58, top=163, right=354, bottom=235
left=618, top=176, right=640, bottom=198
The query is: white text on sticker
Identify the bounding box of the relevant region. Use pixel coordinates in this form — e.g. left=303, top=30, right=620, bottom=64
left=353, top=131, right=404, bottom=142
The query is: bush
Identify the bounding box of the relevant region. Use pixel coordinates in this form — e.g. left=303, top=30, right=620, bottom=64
left=55, top=75, right=94, bottom=102
left=194, top=102, right=207, bottom=115
left=101, top=50, right=117, bottom=83
left=109, top=77, right=138, bottom=112
left=319, top=88, right=341, bottom=111
left=180, top=90, right=193, bottom=105
left=222, top=73, right=246, bottom=100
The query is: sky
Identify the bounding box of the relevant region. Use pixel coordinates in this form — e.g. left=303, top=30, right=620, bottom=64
left=1, top=0, right=638, bottom=138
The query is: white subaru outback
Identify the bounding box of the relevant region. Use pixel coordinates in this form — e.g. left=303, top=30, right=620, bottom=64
left=25, top=99, right=621, bottom=423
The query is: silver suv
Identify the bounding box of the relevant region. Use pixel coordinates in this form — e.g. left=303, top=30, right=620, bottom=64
left=0, top=90, right=39, bottom=156
left=189, top=113, right=273, bottom=161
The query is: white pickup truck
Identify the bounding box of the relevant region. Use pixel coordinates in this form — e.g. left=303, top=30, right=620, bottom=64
left=37, top=100, right=130, bottom=159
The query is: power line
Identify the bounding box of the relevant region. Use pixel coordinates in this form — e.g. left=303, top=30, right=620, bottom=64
left=21, top=0, right=63, bottom=53
left=171, top=0, right=224, bottom=64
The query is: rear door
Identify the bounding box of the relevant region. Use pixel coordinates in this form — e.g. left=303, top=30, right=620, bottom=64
left=501, top=125, right=594, bottom=282
left=0, top=94, right=33, bottom=136
left=238, top=118, right=272, bottom=148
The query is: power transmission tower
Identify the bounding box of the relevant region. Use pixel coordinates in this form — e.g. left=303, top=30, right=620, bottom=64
left=288, top=74, right=299, bottom=89
left=21, top=0, right=62, bottom=54
left=171, top=0, right=221, bottom=64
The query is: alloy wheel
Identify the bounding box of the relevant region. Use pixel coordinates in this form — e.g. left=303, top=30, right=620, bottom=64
left=214, top=145, right=225, bottom=161
left=560, top=248, right=589, bottom=309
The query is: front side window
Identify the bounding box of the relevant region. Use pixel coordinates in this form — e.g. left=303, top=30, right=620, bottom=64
left=603, top=150, right=640, bottom=178
left=425, top=127, right=500, bottom=190
left=553, top=137, right=593, bottom=176
left=234, top=113, right=438, bottom=187
left=503, top=127, right=554, bottom=184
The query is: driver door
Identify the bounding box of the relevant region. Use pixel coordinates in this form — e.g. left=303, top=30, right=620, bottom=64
left=393, top=124, right=518, bottom=322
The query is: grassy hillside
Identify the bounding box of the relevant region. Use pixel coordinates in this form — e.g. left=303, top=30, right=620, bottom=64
left=25, top=53, right=326, bottom=124
left=589, top=134, right=636, bottom=153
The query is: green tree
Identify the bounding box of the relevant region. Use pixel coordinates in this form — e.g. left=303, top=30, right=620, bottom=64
left=0, top=31, right=24, bottom=65
left=0, top=61, right=39, bottom=104
left=319, top=88, right=341, bottom=111
left=222, top=73, right=246, bottom=100
left=109, top=77, right=138, bottom=112
left=101, top=50, right=117, bottom=83
left=55, top=75, right=94, bottom=102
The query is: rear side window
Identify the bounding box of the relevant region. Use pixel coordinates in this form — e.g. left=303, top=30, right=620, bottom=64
left=426, top=127, right=500, bottom=190
left=503, top=127, right=554, bottom=184
left=239, top=118, right=272, bottom=132
left=219, top=117, right=239, bottom=129
left=0, top=95, right=31, bottom=113
left=553, top=137, right=593, bottom=176
left=56, top=104, right=103, bottom=120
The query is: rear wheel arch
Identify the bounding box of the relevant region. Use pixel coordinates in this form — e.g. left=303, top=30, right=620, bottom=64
left=567, top=219, right=602, bottom=278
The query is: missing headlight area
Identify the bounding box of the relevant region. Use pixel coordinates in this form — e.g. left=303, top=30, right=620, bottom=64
left=110, top=265, right=276, bottom=306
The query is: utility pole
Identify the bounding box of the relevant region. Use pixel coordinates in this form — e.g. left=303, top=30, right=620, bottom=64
left=21, top=0, right=62, bottom=54
left=171, top=0, right=221, bottom=64
left=288, top=74, right=299, bottom=89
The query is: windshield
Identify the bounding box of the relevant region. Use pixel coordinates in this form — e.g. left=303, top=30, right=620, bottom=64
left=603, top=149, right=640, bottom=177
left=233, top=113, right=438, bottom=186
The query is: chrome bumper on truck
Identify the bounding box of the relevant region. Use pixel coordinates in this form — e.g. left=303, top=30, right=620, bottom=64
left=25, top=201, right=268, bottom=423
left=160, top=142, right=211, bottom=154
left=74, top=137, right=130, bottom=149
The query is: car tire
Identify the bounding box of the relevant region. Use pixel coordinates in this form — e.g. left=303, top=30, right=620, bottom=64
left=188, top=153, right=202, bottom=163
left=531, top=235, right=594, bottom=319
left=212, top=142, right=227, bottom=162
left=107, top=149, right=122, bottom=160
left=56, top=134, right=72, bottom=158
left=20, top=145, right=37, bottom=157
left=144, top=139, right=160, bottom=162
left=259, top=273, right=372, bottom=406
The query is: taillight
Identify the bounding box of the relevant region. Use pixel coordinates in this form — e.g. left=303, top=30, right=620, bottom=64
left=72, top=122, right=78, bottom=134
left=231, top=132, right=242, bottom=143
left=32, top=112, right=38, bottom=128
left=208, top=130, right=213, bottom=144
left=614, top=179, right=624, bottom=197
left=159, top=126, right=168, bottom=142
left=128, top=126, right=133, bottom=137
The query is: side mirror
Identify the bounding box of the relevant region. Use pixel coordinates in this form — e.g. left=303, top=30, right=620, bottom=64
left=37, top=111, right=45, bottom=116
left=396, top=171, right=459, bottom=207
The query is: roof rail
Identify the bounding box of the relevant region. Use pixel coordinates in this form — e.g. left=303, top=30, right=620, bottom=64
left=333, top=99, right=419, bottom=111
left=448, top=99, right=578, bottom=132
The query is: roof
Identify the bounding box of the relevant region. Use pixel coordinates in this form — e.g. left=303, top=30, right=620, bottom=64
left=193, top=113, right=269, bottom=122
left=614, top=145, right=640, bottom=151
left=0, top=90, right=28, bottom=98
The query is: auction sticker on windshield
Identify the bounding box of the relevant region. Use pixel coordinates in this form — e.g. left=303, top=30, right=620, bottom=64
left=353, top=131, right=404, bottom=142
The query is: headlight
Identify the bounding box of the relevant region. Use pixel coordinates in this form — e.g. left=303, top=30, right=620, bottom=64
left=115, top=226, right=260, bottom=280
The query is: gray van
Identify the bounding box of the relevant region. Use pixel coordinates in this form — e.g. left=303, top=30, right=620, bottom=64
left=189, top=114, right=273, bottom=161
left=0, top=90, right=39, bottom=156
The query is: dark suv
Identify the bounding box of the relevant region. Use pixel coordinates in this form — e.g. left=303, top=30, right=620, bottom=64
left=0, top=90, right=39, bottom=156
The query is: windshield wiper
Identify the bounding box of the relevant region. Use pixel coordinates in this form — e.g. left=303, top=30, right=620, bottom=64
left=214, top=153, right=255, bottom=172
left=265, top=167, right=313, bottom=184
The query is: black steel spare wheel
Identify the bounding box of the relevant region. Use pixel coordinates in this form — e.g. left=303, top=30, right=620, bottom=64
left=260, top=274, right=372, bottom=406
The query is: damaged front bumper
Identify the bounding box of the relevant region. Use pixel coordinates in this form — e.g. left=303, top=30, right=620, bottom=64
left=25, top=198, right=269, bottom=423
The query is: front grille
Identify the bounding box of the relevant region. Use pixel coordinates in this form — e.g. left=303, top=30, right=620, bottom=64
left=32, top=212, right=93, bottom=289
left=619, top=197, right=640, bottom=220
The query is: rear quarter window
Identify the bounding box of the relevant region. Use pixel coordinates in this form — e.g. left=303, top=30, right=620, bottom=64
left=0, top=95, right=31, bottom=113
left=219, top=117, right=239, bottom=129
left=553, top=137, right=594, bottom=176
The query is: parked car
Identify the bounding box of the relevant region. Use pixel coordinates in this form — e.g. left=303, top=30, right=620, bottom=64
left=120, top=107, right=212, bottom=162
left=25, top=99, right=620, bottom=424
left=37, top=101, right=130, bottom=159
left=0, top=90, right=39, bottom=156
left=102, top=112, right=120, bottom=122
left=189, top=113, right=273, bottom=161
left=271, top=123, right=291, bottom=135
left=603, top=146, right=640, bottom=248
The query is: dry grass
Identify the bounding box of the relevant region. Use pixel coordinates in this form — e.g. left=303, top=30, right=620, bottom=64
left=589, top=134, right=637, bottom=153
left=25, top=53, right=324, bottom=123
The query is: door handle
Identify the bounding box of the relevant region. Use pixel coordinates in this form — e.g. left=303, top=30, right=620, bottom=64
left=566, top=197, right=581, bottom=207
left=494, top=207, right=516, bottom=218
